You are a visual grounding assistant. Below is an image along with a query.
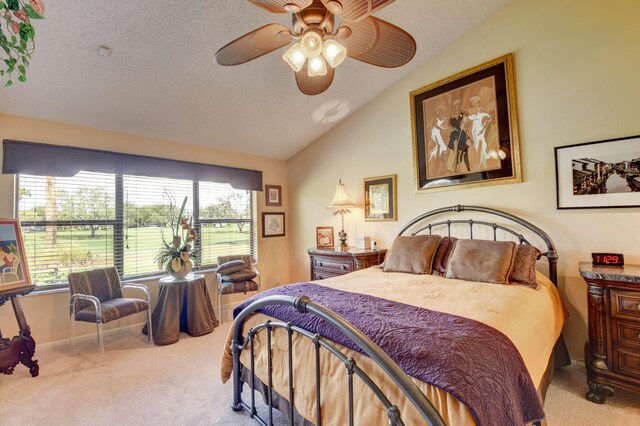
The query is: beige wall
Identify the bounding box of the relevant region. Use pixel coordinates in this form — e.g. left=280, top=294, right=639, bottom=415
left=0, top=113, right=290, bottom=343
left=287, top=0, right=640, bottom=360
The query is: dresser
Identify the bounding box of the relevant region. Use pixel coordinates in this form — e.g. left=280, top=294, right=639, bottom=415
left=580, top=262, right=640, bottom=403
left=308, top=248, right=386, bottom=281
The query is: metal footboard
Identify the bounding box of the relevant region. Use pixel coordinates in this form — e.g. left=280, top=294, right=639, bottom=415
left=230, top=295, right=446, bottom=426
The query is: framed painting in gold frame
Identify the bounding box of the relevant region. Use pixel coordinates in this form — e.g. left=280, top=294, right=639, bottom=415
left=364, top=175, right=397, bottom=221
left=410, top=54, right=522, bottom=192
left=0, top=218, right=32, bottom=291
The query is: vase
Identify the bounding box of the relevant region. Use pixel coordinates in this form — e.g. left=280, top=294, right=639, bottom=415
left=168, top=259, right=193, bottom=280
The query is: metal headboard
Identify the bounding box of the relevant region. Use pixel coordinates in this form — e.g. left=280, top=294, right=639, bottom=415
left=397, top=205, right=559, bottom=286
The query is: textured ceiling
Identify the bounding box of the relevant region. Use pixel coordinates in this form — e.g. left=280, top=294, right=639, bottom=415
left=0, top=0, right=512, bottom=160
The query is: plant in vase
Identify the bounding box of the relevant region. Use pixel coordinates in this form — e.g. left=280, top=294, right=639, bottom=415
left=1, top=0, right=46, bottom=87
left=155, top=196, right=199, bottom=279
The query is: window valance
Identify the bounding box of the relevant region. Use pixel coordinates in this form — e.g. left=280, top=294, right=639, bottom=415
left=2, top=140, right=263, bottom=191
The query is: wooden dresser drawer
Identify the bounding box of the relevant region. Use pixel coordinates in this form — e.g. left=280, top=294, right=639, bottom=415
left=611, top=290, right=640, bottom=319
left=612, top=320, right=640, bottom=348
left=313, top=257, right=353, bottom=273
left=613, top=348, right=640, bottom=378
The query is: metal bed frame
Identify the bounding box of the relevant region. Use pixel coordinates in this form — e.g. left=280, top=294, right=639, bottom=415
left=230, top=205, right=564, bottom=426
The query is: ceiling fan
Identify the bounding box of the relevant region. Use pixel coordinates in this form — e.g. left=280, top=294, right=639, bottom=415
left=214, top=0, right=416, bottom=95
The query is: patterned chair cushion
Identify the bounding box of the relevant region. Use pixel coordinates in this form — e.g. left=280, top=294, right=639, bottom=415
left=68, top=267, right=123, bottom=311
left=222, top=269, right=258, bottom=283
left=219, top=280, right=259, bottom=295
left=75, top=298, right=149, bottom=323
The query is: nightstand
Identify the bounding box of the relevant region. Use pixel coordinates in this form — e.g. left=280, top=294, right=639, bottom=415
left=580, top=261, right=640, bottom=403
left=308, top=248, right=386, bottom=281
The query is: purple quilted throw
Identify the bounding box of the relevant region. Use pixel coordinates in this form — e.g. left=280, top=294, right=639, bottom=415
left=234, top=282, right=545, bottom=426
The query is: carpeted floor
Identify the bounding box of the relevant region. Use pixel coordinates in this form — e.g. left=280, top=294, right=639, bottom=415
left=1, top=323, right=639, bottom=425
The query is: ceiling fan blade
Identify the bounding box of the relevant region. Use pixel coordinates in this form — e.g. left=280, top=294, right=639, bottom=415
left=321, top=0, right=396, bottom=21
left=340, top=16, right=415, bottom=68
left=295, top=65, right=335, bottom=95
left=248, top=0, right=313, bottom=13
left=214, top=24, right=292, bottom=66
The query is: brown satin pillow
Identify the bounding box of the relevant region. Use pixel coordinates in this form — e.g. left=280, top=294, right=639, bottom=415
left=431, top=236, right=458, bottom=277
left=509, top=245, right=542, bottom=289
left=382, top=235, right=441, bottom=274
left=445, top=239, right=516, bottom=284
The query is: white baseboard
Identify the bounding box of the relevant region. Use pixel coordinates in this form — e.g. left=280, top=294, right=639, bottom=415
left=39, top=322, right=146, bottom=351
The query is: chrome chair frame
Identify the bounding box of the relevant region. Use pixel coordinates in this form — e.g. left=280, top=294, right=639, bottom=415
left=216, top=268, right=261, bottom=324
left=69, top=283, right=153, bottom=353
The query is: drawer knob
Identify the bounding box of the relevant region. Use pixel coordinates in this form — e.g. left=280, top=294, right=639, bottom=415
left=341, top=265, right=347, bottom=270
left=318, top=262, right=323, bottom=266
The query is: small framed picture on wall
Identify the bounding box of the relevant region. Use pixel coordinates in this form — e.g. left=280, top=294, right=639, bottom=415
left=364, top=175, right=397, bottom=221
left=265, top=185, right=282, bottom=206
left=262, top=212, right=285, bottom=237
left=316, top=226, right=334, bottom=248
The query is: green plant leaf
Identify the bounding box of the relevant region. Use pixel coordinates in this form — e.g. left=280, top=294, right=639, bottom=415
left=17, top=74, right=25, bottom=82
left=175, top=196, right=187, bottom=236
left=6, top=0, right=19, bottom=11
left=4, top=79, right=12, bottom=87
left=23, top=4, right=44, bottom=19
left=18, top=64, right=24, bottom=74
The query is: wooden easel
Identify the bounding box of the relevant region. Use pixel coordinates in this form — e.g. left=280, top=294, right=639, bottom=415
left=0, top=285, right=39, bottom=377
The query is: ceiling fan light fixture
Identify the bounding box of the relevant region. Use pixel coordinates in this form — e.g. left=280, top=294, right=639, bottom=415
left=308, top=56, right=328, bottom=77
left=283, top=43, right=306, bottom=72
left=322, top=39, right=347, bottom=68
left=300, top=31, right=324, bottom=58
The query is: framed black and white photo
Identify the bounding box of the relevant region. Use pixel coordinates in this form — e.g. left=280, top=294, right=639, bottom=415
left=265, top=185, right=282, bottom=206
left=555, top=135, right=640, bottom=209
left=262, top=212, right=285, bottom=237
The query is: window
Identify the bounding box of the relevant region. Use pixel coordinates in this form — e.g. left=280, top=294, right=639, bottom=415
left=17, top=173, right=257, bottom=287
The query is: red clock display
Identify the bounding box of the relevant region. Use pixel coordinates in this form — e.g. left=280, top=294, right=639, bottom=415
left=591, top=253, right=624, bottom=267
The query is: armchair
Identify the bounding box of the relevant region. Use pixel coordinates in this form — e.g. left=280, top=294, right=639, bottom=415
left=68, top=267, right=153, bottom=353
left=215, top=255, right=260, bottom=323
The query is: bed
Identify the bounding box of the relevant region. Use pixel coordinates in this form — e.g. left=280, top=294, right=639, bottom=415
left=220, top=205, right=571, bottom=425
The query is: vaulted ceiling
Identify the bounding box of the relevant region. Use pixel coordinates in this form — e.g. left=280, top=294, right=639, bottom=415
left=0, top=0, right=512, bottom=159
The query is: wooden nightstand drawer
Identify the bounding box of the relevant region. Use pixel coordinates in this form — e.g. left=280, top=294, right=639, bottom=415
left=313, top=257, right=353, bottom=272
left=312, top=270, right=342, bottom=281
left=612, top=320, right=640, bottom=348
left=613, top=348, right=640, bottom=378
left=308, top=248, right=386, bottom=281
left=611, top=290, right=640, bottom=319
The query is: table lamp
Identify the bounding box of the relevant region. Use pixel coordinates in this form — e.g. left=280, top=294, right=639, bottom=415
left=327, top=179, right=356, bottom=250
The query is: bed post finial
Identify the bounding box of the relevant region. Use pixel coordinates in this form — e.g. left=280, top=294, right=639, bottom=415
left=293, top=296, right=311, bottom=313
left=453, top=204, right=464, bottom=212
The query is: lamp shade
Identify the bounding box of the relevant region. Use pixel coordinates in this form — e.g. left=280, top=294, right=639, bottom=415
left=327, top=179, right=356, bottom=214
left=322, top=39, right=347, bottom=68
left=307, top=56, right=328, bottom=77
left=283, top=43, right=306, bottom=72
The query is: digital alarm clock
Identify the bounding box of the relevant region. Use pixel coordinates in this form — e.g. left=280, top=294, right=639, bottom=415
left=591, top=253, right=624, bottom=267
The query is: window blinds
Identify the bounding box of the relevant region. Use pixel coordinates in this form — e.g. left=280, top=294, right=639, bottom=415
left=18, top=172, right=257, bottom=286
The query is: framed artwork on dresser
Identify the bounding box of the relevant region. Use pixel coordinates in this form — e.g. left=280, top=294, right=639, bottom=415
left=555, top=135, right=640, bottom=209
left=315, top=226, right=334, bottom=248
left=410, top=54, right=522, bottom=192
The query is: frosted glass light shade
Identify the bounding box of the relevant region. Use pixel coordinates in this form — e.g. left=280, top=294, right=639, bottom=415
left=283, top=43, right=306, bottom=72
left=322, top=39, right=347, bottom=68
left=300, top=31, right=323, bottom=58
left=308, top=56, right=327, bottom=77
